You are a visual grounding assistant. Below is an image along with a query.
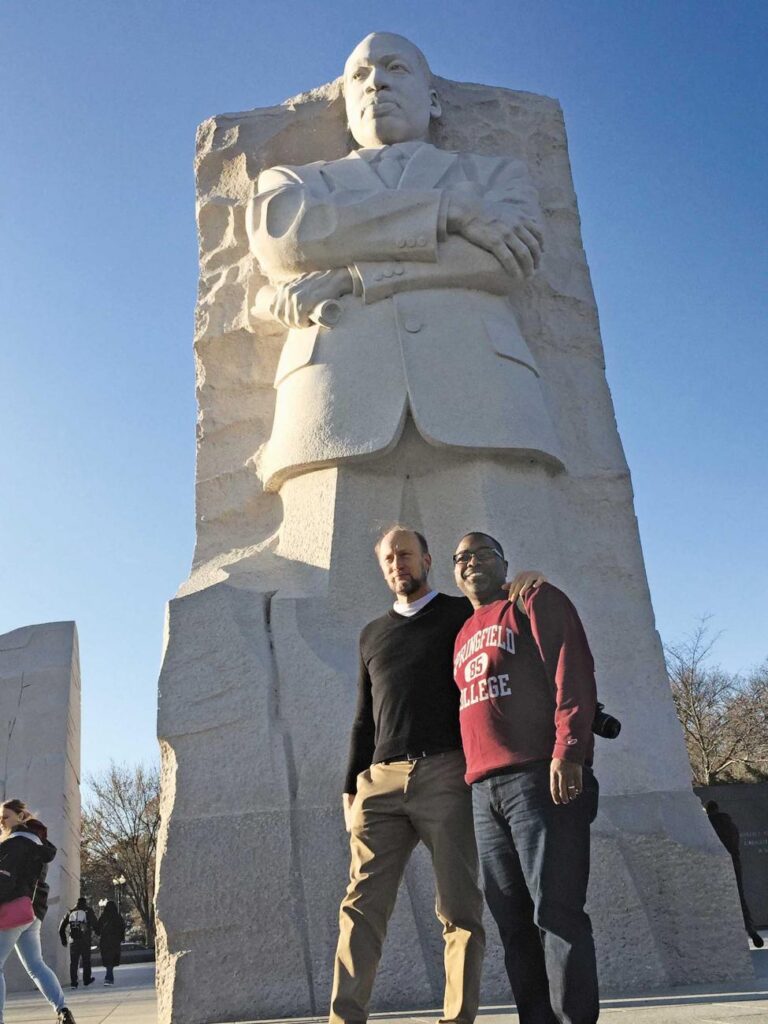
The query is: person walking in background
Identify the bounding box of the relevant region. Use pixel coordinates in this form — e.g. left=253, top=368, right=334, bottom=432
left=59, top=897, right=99, bottom=988
left=96, top=900, right=125, bottom=985
left=0, top=798, right=76, bottom=1024
left=705, top=801, right=764, bottom=947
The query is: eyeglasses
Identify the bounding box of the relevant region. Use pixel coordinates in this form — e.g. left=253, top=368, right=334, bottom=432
left=452, top=546, right=503, bottom=566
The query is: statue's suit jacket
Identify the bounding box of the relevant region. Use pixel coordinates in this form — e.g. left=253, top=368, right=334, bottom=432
left=248, top=141, right=563, bottom=491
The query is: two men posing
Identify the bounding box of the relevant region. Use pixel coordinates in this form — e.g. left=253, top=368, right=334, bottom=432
left=332, top=527, right=599, bottom=1024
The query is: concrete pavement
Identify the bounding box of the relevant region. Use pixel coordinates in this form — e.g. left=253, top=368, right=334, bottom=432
left=4, top=937, right=767, bottom=1023
left=4, top=963, right=155, bottom=1024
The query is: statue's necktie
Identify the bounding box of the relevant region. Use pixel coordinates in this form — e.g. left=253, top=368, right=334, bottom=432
left=375, top=149, right=405, bottom=189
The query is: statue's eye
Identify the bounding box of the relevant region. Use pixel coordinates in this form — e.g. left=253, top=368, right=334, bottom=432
left=389, top=62, right=407, bottom=72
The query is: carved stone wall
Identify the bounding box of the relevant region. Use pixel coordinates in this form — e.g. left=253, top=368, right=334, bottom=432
left=0, top=621, right=81, bottom=991
left=155, top=77, right=752, bottom=1024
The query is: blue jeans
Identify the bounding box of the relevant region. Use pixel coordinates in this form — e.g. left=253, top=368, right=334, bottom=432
left=472, top=762, right=599, bottom=1024
left=0, top=918, right=66, bottom=1021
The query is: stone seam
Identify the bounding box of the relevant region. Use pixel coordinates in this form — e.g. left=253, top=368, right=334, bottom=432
left=262, top=592, right=317, bottom=1015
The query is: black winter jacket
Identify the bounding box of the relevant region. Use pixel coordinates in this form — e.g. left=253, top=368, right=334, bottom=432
left=59, top=905, right=100, bottom=946
left=0, top=829, right=57, bottom=917
left=98, top=912, right=126, bottom=966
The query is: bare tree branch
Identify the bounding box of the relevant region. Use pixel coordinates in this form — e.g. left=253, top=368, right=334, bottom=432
left=82, top=761, right=160, bottom=944
left=666, top=622, right=768, bottom=786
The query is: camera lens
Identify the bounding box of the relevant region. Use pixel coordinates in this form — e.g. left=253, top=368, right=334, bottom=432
left=592, top=702, right=622, bottom=739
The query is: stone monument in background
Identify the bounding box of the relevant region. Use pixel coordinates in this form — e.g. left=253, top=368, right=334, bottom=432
left=156, top=32, right=751, bottom=1024
left=0, top=621, right=81, bottom=991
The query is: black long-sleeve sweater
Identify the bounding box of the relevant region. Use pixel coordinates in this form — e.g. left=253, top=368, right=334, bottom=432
left=344, top=593, right=473, bottom=793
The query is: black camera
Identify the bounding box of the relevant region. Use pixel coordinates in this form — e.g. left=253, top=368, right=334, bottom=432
left=592, top=702, right=621, bottom=739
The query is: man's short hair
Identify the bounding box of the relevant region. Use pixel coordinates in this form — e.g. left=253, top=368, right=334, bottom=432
left=375, top=524, right=429, bottom=556
left=457, top=531, right=505, bottom=559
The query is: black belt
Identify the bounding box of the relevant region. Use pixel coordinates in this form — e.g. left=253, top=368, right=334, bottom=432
left=379, top=747, right=457, bottom=765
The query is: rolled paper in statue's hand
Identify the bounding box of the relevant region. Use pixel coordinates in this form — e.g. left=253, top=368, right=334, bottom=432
left=309, top=299, right=342, bottom=327
left=251, top=285, right=342, bottom=329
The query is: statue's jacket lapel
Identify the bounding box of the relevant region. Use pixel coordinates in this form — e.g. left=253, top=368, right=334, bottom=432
left=398, top=144, right=457, bottom=190
left=264, top=144, right=565, bottom=487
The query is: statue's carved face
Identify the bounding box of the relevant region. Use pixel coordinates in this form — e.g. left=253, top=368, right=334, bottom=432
left=343, top=33, right=440, bottom=148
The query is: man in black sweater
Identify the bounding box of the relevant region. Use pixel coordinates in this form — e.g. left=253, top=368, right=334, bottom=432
left=330, top=526, right=540, bottom=1024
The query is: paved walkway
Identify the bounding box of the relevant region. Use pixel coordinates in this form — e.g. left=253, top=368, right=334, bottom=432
left=4, top=963, right=155, bottom=1024
left=4, top=939, right=767, bottom=1023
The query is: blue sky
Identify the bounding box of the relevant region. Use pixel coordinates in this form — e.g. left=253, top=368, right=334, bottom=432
left=1, top=1, right=766, bottom=782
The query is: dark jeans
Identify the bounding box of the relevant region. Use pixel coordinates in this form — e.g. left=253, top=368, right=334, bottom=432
left=105, top=964, right=115, bottom=982
left=472, top=762, right=599, bottom=1024
left=69, top=941, right=92, bottom=985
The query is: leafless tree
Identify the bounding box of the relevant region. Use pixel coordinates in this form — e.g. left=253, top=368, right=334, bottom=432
left=728, top=661, right=768, bottom=780
left=82, top=762, right=160, bottom=944
left=666, top=621, right=768, bottom=785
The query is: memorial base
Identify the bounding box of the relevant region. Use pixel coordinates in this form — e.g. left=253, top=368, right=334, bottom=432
left=156, top=583, right=751, bottom=1024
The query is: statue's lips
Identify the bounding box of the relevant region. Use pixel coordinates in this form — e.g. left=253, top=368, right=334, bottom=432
left=365, top=99, right=400, bottom=117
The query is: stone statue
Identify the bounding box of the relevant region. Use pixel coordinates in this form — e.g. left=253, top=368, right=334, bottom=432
left=0, top=622, right=80, bottom=994
left=247, top=32, right=562, bottom=492
left=155, top=30, right=753, bottom=1024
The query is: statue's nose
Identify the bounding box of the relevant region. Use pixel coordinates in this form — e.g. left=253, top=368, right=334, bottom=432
left=368, top=67, right=389, bottom=91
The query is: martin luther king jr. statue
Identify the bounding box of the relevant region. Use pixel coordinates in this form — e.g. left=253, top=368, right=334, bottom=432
left=155, top=28, right=752, bottom=1024
left=247, top=32, right=563, bottom=495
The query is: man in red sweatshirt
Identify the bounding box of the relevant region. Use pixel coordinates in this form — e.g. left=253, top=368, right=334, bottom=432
left=452, top=531, right=599, bottom=1024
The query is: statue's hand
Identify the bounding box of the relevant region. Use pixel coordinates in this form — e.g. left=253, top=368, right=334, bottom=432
left=446, top=195, right=543, bottom=279
left=269, top=269, right=353, bottom=328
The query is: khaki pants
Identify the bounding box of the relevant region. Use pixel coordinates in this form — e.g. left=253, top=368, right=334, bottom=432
left=330, top=750, right=485, bottom=1024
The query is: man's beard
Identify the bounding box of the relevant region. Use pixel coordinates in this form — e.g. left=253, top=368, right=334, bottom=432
left=396, top=571, right=428, bottom=597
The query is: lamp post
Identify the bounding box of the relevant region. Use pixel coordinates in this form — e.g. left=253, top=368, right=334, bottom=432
left=112, top=875, right=126, bottom=914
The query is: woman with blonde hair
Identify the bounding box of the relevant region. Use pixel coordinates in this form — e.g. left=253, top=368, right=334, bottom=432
left=0, top=799, right=75, bottom=1024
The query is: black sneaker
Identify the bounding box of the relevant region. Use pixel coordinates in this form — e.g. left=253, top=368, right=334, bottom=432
left=84, top=977, right=95, bottom=986
left=58, top=1009, right=76, bottom=1024
left=749, top=930, right=765, bottom=948
left=70, top=983, right=78, bottom=990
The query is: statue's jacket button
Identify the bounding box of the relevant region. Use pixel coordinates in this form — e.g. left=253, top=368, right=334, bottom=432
left=403, top=316, right=423, bottom=333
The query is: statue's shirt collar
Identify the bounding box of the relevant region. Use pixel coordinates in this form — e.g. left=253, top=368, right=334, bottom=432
left=353, top=140, right=428, bottom=162
left=322, top=142, right=456, bottom=192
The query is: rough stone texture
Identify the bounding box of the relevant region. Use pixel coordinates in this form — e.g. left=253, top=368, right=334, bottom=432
left=0, top=621, right=81, bottom=990
left=156, top=76, right=752, bottom=1024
